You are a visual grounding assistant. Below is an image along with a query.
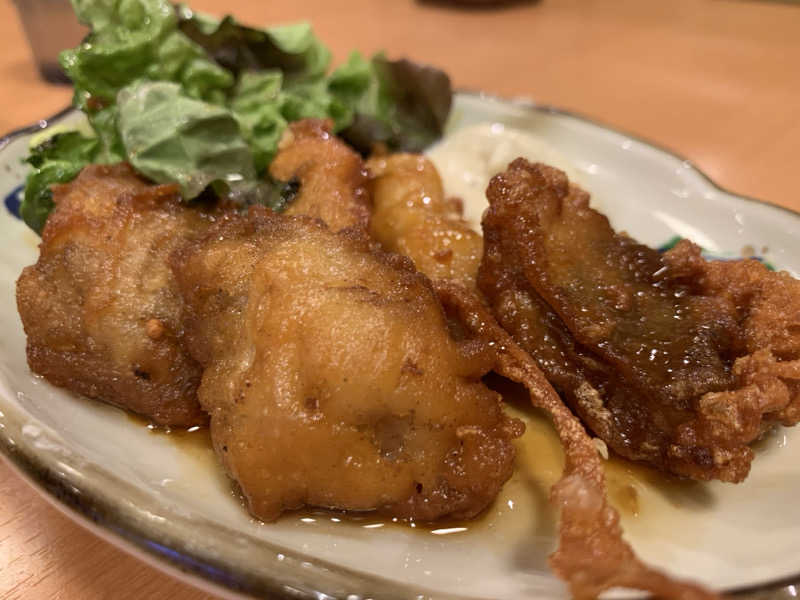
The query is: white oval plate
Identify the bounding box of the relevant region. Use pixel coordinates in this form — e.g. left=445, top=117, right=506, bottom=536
left=1, top=93, right=798, bottom=600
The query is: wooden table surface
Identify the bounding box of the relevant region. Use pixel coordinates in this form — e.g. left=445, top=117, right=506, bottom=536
left=1, top=0, right=799, bottom=598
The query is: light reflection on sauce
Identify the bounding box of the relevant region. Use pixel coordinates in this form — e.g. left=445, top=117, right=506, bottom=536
left=125, top=379, right=742, bottom=540
left=127, top=413, right=215, bottom=461
left=491, top=374, right=720, bottom=520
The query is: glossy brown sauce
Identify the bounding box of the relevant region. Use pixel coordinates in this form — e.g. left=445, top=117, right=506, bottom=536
left=125, top=413, right=218, bottom=479
left=127, top=374, right=728, bottom=540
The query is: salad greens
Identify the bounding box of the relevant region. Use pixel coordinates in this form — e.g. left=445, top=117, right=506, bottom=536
left=22, top=131, right=101, bottom=234
left=331, top=53, right=453, bottom=155
left=116, top=81, right=254, bottom=198
left=20, top=0, right=452, bottom=234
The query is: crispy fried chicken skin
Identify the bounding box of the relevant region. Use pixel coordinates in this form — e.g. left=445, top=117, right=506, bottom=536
left=16, top=163, right=212, bottom=426
left=171, top=209, right=523, bottom=521
left=367, top=153, right=483, bottom=285
left=270, top=119, right=370, bottom=231
left=478, top=158, right=800, bottom=482
left=369, top=156, right=717, bottom=596
left=437, top=282, right=718, bottom=600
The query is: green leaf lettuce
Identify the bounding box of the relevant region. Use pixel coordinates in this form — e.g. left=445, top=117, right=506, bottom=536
left=20, top=131, right=100, bottom=234
left=21, top=0, right=452, bottom=235
left=61, top=0, right=233, bottom=105
left=329, top=52, right=452, bottom=154
left=117, top=80, right=255, bottom=198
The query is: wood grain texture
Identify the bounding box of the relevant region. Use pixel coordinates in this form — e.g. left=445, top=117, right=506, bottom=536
left=1, top=0, right=799, bottom=598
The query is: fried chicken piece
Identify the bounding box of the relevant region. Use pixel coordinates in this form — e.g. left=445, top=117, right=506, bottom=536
left=367, top=154, right=715, bottom=594
left=270, top=119, right=370, bottom=231
left=367, top=153, right=483, bottom=285
left=171, top=209, right=522, bottom=521
left=16, top=163, right=211, bottom=427
left=479, top=158, right=800, bottom=481
left=436, top=281, right=718, bottom=600
left=661, top=240, right=800, bottom=473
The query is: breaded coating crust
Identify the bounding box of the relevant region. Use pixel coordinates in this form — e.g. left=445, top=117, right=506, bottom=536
left=270, top=119, right=370, bottom=231
left=171, top=209, right=522, bottom=521
left=436, top=281, right=718, bottom=600
left=367, top=153, right=483, bottom=285
left=376, top=154, right=714, bottom=595
left=16, top=164, right=211, bottom=426
left=478, top=159, right=800, bottom=481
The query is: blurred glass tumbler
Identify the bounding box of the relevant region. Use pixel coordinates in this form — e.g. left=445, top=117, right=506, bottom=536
left=12, top=0, right=88, bottom=83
